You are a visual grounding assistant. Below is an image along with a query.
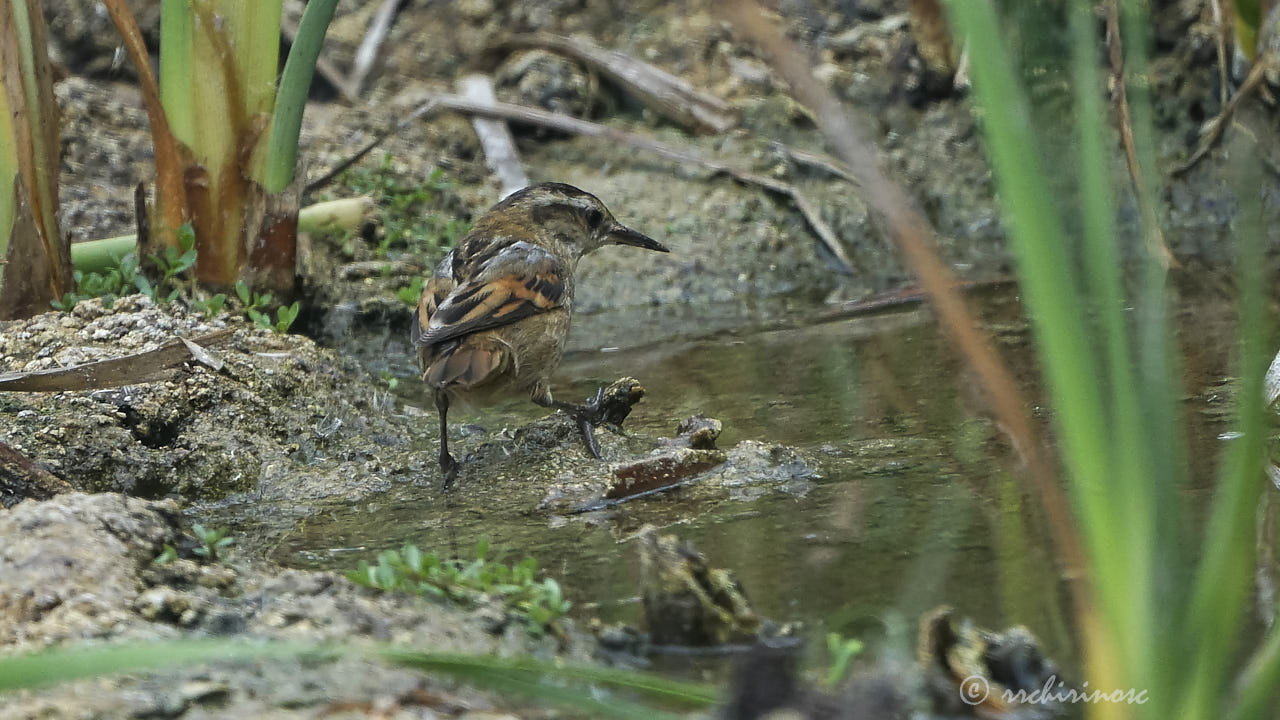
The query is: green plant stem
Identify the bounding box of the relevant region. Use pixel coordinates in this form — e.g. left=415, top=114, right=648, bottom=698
left=1229, top=621, right=1280, bottom=720
left=0, top=640, right=718, bottom=720
left=0, top=640, right=324, bottom=692
left=262, top=0, right=340, bottom=192
left=0, top=78, right=16, bottom=257
left=1070, top=0, right=1163, bottom=701
left=9, top=0, right=58, bottom=250
left=380, top=650, right=721, bottom=709
left=69, top=198, right=371, bottom=274
left=1180, top=133, right=1271, bottom=720
left=70, top=234, right=136, bottom=274
left=158, top=0, right=194, bottom=146
left=232, top=0, right=283, bottom=118
left=296, top=196, right=373, bottom=234
left=943, top=0, right=1132, bottom=665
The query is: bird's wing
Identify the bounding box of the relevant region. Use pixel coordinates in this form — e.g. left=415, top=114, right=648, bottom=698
left=414, top=241, right=567, bottom=348
left=411, top=254, right=455, bottom=346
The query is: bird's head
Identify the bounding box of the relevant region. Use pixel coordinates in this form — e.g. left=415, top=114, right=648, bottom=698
left=495, top=182, right=669, bottom=257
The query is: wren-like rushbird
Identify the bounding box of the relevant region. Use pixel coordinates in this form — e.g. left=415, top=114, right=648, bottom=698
left=412, top=182, right=669, bottom=486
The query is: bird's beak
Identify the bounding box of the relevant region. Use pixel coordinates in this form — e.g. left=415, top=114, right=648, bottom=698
left=608, top=225, right=669, bottom=252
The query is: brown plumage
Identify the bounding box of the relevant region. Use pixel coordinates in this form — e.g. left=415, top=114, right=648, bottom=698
left=413, top=182, right=668, bottom=486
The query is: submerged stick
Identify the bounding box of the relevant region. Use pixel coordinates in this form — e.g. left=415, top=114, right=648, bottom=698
left=457, top=74, right=529, bottom=198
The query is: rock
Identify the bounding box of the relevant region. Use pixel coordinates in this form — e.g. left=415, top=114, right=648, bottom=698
left=0, top=492, right=596, bottom=716
left=594, top=377, right=646, bottom=429
left=675, top=415, right=722, bottom=449
left=495, top=50, right=594, bottom=118
left=637, top=527, right=761, bottom=646
left=0, top=492, right=181, bottom=647
left=42, top=0, right=162, bottom=76
left=0, top=299, right=413, bottom=501
left=918, top=606, right=1060, bottom=718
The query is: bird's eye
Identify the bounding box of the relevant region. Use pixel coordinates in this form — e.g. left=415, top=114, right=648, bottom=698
left=585, top=207, right=604, bottom=230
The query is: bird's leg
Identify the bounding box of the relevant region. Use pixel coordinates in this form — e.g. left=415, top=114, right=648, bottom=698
left=533, top=386, right=607, bottom=460
left=435, top=390, right=460, bottom=488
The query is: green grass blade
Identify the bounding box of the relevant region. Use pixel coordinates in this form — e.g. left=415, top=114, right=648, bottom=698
left=1181, top=135, right=1272, bottom=719
left=944, top=0, right=1134, bottom=657
left=381, top=650, right=721, bottom=708
left=1116, top=2, right=1188, bottom=595
left=262, top=0, right=338, bottom=192
left=428, top=667, right=688, bottom=720
left=0, top=640, right=323, bottom=692
left=1228, top=622, right=1280, bottom=720
left=158, top=0, right=194, bottom=146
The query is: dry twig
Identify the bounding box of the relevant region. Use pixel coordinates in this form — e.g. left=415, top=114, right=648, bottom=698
left=0, top=329, right=233, bottom=392
left=1211, top=0, right=1230, bottom=108
left=405, top=92, right=856, bottom=274
left=457, top=74, right=530, bottom=198
left=348, top=0, right=403, bottom=97
left=0, top=440, right=73, bottom=508
left=1174, top=49, right=1272, bottom=175
left=483, top=33, right=737, bottom=134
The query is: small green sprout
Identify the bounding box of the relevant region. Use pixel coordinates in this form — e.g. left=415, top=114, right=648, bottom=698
left=190, top=292, right=227, bottom=319
left=235, top=280, right=271, bottom=325
left=334, top=157, right=470, bottom=259
left=347, top=540, right=572, bottom=635
left=396, top=276, right=424, bottom=307
left=152, top=544, right=178, bottom=565
left=191, top=524, right=234, bottom=563
left=51, top=252, right=146, bottom=310
left=52, top=226, right=199, bottom=310
left=144, top=223, right=198, bottom=304
left=824, top=632, right=864, bottom=688
left=379, top=370, right=399, bottom=391
left=273, top=301, right=300, bottom=333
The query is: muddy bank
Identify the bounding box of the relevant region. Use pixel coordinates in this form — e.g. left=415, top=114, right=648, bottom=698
left=0, top=295, right=415, bottom=501
left=0, top=295, right=818, bottom=509
left=0, top=492, right=582, bottom=719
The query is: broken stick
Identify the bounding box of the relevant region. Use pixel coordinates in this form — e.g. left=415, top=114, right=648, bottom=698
left=348, top=0, right=403, bottom=97
left=407, top=92, right=856, bottom=274
left=457, top=74, right=530, bottom=198
left=0, top=329, right=233, bottom=392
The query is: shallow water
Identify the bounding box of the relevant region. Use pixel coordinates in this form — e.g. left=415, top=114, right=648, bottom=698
left=257, top=289, right=1110, bottom=674
left=234, top=284, right=1265, bottom=692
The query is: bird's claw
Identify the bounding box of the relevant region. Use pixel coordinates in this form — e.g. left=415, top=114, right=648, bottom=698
left=572, top=387, right=607, bottom=460
left=440, top=451, right=460, bottom=490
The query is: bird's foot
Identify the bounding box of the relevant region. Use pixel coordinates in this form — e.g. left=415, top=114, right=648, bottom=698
left=440, top=451, right=460, bottom=489
left=570, top=387, right=606, bottom=460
